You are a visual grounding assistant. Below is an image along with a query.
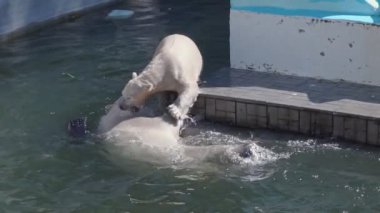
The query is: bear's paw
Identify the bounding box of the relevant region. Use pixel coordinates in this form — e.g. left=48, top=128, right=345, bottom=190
left=168, top=104, right=183, bottom=120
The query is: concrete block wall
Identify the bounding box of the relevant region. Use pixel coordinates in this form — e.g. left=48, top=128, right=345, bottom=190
left=192, top=95, right=380, bottom=145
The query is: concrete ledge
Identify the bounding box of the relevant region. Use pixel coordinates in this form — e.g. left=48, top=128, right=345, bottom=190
left=192, top=68, right=380, bottom=145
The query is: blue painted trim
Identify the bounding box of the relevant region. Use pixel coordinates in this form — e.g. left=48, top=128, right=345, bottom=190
left=232, top=6, right=380, bottom=24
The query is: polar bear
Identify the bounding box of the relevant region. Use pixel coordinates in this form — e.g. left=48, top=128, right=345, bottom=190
left=118, top=34, right=203, bottom=120
left=99, top=99, right=254, bottom=166
left=96, top=100, right=254, bottom=166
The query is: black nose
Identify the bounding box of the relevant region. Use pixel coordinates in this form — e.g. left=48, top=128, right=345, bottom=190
left=119, top=102, right=139, bottom=112
left=119, top=102, right=127, bottom=110
left=131, top=106, right=139, bottom=113
left=239, top=144, right=253, bottom=158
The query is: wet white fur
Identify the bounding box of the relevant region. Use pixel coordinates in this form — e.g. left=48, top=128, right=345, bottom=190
left=120, top=34, right=203, bottom=120
left=98, top=99, right=247, bottom=166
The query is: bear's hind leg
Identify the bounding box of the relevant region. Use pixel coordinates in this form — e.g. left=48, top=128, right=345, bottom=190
left=168, top=86, right=199, bottom=120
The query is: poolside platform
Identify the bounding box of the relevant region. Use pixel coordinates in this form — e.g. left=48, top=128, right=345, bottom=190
left=192, top=68, right=380, bottom=145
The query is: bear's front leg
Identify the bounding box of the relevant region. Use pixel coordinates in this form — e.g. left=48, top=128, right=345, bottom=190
left=168, top=86, right=199, bottom=120
left=158, top=91, right=178, bottom=114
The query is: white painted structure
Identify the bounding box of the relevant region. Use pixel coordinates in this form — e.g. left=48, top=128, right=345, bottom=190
left=230, top=6, right=380, bottom=86
left=0, top=0, right=116, bottom=39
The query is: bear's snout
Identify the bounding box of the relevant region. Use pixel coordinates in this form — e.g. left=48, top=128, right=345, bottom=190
left=118, top=97, right=129, bottom=111
left=119, top=101, right=128, bottom=111
left=119, top=100, right=139, bottom=113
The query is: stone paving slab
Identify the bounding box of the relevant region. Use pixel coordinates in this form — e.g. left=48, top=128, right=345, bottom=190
left=201, top=68, right=380, bottom=120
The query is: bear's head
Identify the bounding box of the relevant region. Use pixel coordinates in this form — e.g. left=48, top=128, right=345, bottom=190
left=119, top=72, right=154, bottom=111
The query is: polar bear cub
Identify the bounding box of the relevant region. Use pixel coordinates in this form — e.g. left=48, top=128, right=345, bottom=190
left=119, top=34, right=203, bottom=120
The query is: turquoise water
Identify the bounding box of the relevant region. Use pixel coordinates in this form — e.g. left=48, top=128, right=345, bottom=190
left=1, top=0, right=380, bottom=212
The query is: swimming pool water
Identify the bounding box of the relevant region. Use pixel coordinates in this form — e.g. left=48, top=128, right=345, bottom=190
left=0, top=0, right=380, bottom=212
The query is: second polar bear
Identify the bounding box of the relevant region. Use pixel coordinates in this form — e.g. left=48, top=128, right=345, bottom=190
left=99, top=98, right=255, bottom=166
left=119, top=34, right=203, bottom=120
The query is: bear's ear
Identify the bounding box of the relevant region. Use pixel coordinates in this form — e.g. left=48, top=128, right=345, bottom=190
left=132, top=72, right=138, bottom=79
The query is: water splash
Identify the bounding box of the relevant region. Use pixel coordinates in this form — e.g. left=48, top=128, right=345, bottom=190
left=287, top=139, right=341, bottom=152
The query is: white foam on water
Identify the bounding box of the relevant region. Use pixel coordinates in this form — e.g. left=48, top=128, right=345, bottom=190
left=287, top=139, right=342, bottom=152
left=174, top=174, right=207, bottom=181
left=179, top=128, right=291, bottom=181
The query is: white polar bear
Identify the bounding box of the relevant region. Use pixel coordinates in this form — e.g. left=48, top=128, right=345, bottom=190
left=118, top=34, right=203, bottom=120
left=97, top=96, right=154, bottom=134
left=98, top=100, right=255, bottom=166
left=102, top=116, right=255, bottom=166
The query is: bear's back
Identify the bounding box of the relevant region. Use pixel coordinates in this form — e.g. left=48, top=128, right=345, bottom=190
left=154, top=34, right=203, bottom=80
